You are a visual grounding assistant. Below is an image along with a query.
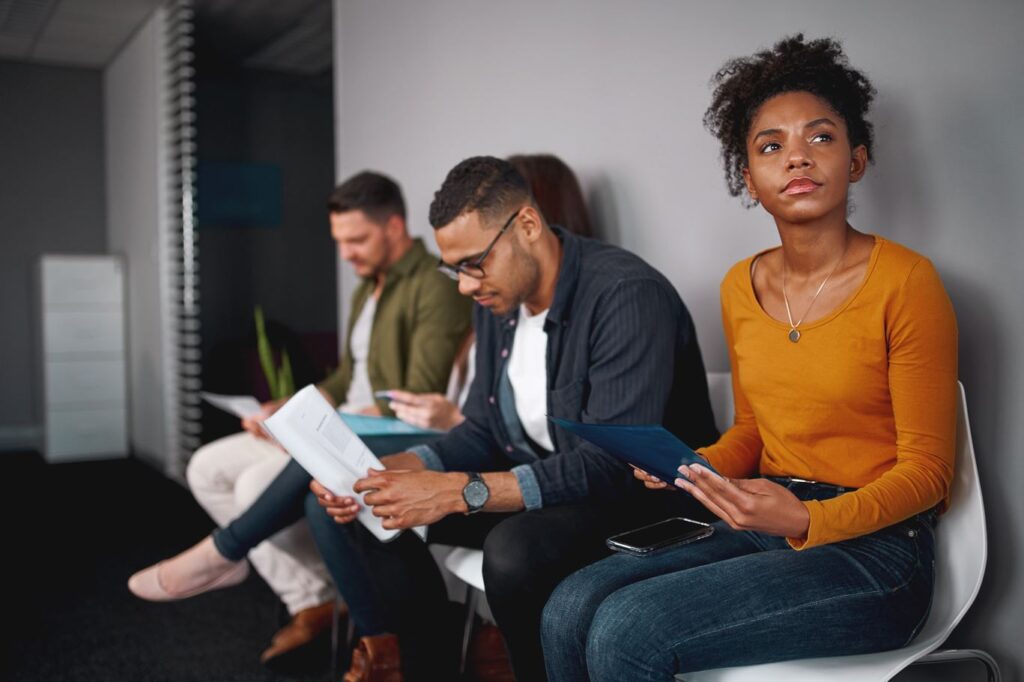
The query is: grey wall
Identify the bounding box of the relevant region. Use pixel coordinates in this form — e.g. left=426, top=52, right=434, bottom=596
left=104, top=8, right=177, bottom=471
left=333, top=0, right=1024, bottom=678
left=0, top=60, right=107, bottom=448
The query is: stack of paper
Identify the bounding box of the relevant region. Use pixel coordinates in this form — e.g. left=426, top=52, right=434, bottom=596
left=263, top=385, right=399, bottom=542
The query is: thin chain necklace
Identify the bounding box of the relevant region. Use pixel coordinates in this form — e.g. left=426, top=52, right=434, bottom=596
left=782, top=242, right=848, bottom=343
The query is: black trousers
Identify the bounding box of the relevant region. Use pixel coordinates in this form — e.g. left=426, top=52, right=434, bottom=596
left=311, top=489, right=711, bottom=681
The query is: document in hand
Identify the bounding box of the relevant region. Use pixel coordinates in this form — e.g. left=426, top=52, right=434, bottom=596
left=263, top=385, right=400, bottom=542
left=200, top=392, right=262, bottom=419
left=200, top=391, right=277, bottom=440
left=549, top=417, right=719, bottom=485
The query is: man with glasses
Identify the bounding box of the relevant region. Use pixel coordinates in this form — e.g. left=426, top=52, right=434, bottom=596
left=308, top=156, right=719, bottom=681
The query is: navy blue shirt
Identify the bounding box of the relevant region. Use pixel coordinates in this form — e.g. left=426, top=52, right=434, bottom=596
left=414, top=226, right=718, bottom=508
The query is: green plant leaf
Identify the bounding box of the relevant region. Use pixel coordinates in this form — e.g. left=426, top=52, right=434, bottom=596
left=255, top=306, right=278, bottom=399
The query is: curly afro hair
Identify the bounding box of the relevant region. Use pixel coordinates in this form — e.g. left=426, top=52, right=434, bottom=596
left=703, top=34, right=876, bottom=205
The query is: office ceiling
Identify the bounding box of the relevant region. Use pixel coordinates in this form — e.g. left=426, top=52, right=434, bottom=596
left=0, top=0, right=332, bottom=74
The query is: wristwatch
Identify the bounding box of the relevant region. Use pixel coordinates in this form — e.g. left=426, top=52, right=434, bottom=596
left=462, top=472, right=490, bottom=514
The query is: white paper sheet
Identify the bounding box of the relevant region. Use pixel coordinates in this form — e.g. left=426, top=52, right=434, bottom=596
left=200, top=392, right=263, bottom=419
left=263, top=385, right=400, bottom=542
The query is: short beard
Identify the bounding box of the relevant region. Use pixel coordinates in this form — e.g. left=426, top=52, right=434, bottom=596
left=505, top=239, right=541, bottom=313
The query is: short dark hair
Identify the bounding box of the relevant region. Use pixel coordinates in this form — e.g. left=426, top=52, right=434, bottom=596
left=704, top=34, right=876, bottom=204
left=428, top=156, right=532, bottom=229
left=326, top=171, right=406, bottom=223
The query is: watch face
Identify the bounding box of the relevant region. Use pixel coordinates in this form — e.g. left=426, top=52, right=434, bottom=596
left=464, top=480, right=489, bottom=509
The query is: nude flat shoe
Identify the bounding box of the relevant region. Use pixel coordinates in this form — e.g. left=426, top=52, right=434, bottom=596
left=128, top=536, right=249, bottom=601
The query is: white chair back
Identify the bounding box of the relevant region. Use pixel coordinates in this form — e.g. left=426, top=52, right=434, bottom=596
left=705, top=371, right=735, bottom=432
left=909, top=381, right=987, bottom=647
left=683, top=381, right=988, bottom=681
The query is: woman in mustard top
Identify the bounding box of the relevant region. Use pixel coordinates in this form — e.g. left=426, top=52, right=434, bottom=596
left=541, top=35, right=958, bottom=681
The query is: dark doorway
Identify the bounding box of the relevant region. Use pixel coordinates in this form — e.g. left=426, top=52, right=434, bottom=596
left=192, top=1, right=338, bottom=443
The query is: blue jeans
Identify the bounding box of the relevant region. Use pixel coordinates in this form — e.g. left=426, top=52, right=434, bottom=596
left=209, top=457, right=392, bottom=636
left=541, top=480, right=937, bottom=681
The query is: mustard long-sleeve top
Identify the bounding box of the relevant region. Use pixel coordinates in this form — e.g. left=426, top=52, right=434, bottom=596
left=698, top=236, right=958, bottom=549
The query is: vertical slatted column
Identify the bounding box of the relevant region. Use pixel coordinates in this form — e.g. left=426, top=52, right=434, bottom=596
left=163, top=0, right=200, bottom=472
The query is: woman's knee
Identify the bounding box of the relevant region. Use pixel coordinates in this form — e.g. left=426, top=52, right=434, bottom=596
left=541, top=574, right=587, bottom=650
left=585, top=590, right=676, bottom=681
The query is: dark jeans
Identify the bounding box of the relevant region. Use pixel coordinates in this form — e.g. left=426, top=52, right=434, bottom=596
left=207, top=456, right=710, bottom=681
left=305, top=483, right=711, bottom=682
left=210, top=457, right=312, bottom=561
left=542, top=479, right=938, bottom=681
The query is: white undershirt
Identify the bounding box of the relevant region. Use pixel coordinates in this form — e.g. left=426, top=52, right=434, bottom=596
left=340, top=296, right=377, bottom=412
left=507, top=305, right=553, bottom=452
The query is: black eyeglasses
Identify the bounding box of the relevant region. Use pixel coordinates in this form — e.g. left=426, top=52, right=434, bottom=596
left=437, top=209, right=520, bottom=281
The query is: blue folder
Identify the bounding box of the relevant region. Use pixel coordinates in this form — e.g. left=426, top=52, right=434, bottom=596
left=338, top=413, right=440, bottom=437
left=549, top=417, right=718, bottom=484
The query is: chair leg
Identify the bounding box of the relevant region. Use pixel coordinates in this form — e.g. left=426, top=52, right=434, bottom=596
left=459, top=585, right=480, bottom=674
left=912, top=648, right=1001, bottom=682
left=333, top=598, right=354, bottom=675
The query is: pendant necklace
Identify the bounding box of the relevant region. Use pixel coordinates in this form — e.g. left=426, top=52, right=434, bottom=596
left=782, top=244, right=847, bottom=343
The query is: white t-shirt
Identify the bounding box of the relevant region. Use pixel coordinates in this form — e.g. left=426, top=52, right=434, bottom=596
left=340, top=296, right=377, bottom=412
left=445, top=340, right=477, bottom=410
left=507, top=305, right=553, bottom=452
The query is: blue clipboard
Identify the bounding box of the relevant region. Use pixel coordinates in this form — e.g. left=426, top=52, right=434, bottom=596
left=549, top=417, right=718, bottom=484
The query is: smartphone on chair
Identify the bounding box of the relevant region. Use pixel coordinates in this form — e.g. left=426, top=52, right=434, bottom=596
left=606, top=517, right=714, bottom=556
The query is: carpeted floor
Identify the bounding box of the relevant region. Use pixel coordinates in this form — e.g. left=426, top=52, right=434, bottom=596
left=2, top=451, right=335, bottom=682
left=2, top=451, right=973, bottom=682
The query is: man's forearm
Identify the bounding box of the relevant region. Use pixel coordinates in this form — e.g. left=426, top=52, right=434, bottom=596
left=423, top=470, right=526, bottom=516
left=438, top=471, right=524, bottom=514
left=381, top=451, right=427, bottom=471
left=480, top=471, right=525, bottom=512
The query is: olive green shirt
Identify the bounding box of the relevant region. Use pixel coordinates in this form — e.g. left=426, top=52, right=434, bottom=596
left=318, top=238, right=472, bottom=416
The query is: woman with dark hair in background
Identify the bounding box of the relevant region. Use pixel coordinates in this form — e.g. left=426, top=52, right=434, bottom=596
left=387, top=152, right=595, bottom=431
left=541, top=34, right=957, bottom=681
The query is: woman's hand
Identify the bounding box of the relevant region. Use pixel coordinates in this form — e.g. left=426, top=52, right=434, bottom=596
left=675, top=464, right=810, bottom=539
left=388, top=390, right=465, bottom=431
left=632, top=466, right=672, bottom=491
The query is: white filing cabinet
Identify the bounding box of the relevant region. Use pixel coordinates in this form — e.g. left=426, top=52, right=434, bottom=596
left=40, top=255, right=128, bottom=461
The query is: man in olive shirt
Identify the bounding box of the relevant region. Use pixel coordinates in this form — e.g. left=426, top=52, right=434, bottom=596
left=183, top=171, right=471, bottom=668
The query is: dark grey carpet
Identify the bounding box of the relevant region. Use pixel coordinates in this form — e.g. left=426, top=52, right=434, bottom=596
left=2, top=451, right=335, bottom=682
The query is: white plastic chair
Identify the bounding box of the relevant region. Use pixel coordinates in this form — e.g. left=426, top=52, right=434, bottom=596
left=445, top=545, right=488, bottom=671
left=681, top=381, right=999, bottom=681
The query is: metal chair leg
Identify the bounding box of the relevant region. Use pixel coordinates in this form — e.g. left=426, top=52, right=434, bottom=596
left=912, top=648, right=1001, bottom=682
left=459, top=584, right=480, bottom=674
left=330, top=597, right=349, bottom=679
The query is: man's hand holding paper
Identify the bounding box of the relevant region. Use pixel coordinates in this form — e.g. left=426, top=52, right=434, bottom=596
left=355, top=468, right=465, bottom=530
left=263, top=385, right=401, bottom=542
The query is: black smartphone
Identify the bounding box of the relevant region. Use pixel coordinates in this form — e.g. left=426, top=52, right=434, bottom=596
left=606, top=517, right=714, bottom=556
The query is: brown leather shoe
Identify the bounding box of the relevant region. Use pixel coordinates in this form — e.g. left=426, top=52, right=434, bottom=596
left=343, top=633, right=402, bottom=682
left=260, top=601, right=339, bottom=668
left=467, top=624, right=514, bottom=682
